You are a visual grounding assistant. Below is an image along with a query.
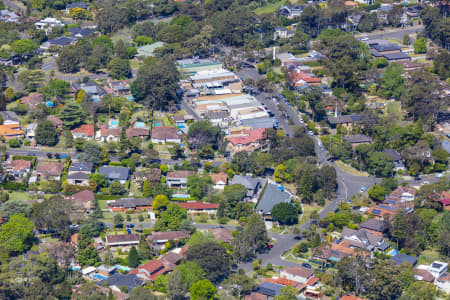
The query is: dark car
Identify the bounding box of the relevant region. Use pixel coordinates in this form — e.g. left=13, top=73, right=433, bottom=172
left=302, top=263, right=312, bottom=269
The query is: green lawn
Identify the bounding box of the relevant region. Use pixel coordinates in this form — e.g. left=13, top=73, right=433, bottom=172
left=9, top=191, right=33, bottom=201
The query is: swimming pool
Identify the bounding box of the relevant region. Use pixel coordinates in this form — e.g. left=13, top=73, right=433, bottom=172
left=92, top=274, right=107, bottom=280
left=135, top=122, right=146, bottom=128
left=154, top=122, right=162, bottom=127
left=387, top=249, right=398, bottom=256
left=115, top=265, right=131, bottom=272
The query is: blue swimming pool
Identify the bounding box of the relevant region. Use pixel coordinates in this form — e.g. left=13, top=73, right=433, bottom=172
left=154, top=122, right=162, bottom=127
left=93, top=274, right=107, bottom=280
left=387, top=249, right=398, bottom=256
left=135, top=122, right=145, bottom=128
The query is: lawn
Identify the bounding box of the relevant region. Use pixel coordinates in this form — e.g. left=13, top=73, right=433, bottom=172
left=9, top=191, right=33, bottom=201
left=335, top=161, right=369, bottom=177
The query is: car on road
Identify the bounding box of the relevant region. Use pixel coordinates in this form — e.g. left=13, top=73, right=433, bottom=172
left=360, top=186, right=367, bottom=193
left=302, top=263, right=312, bottom=269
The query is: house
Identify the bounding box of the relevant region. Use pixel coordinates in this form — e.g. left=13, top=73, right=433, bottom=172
left=148, top=231, right=190, bottom=250
left=105, top=234, right=140, bottom=247
left=47, top=115, right=63, bottom=129
left=106, top=79, right=130, bottom=96
left=0, top=124, right=24, bottom=141
left=71, top=124, right=95, bottom=140
left=274, top=27, right=294, bottom=40
left=256, top=281, right=284, bottom=298
left=68, top=162, right=93, bottom=174
left=126, top=127, right=149, bottom=139
left=66, top=2, right=90, bottom=13
left=65, top=190, right=95, bottom=211
left=206, top=111, right=229, bottom=128
left=107, top=197, right=152, bottom=212
left=210, top=227, right=233, bottom=244
left=280, top=266, right=314, bottom=284
left=275, top=5, right=304, bottom=18
left=96, top=126, right=121, bottom=142
left=99, top=166, right=130, bottom=184
left=6, top=159, right=32, bottom=179
left=230, top=175, right=261, bottom=198
left=0, top=111, right=20, bottom=125
left=151, top=127, right=181, bottom=144
left=21, top=93, right=43, bottom=106
left=256, top=183, right=293, bottom=216
left=72, top=80, right=107, bottom=101
left=390, top=253, right=418, bottom=266
left=36, top=161, right=65, bottom=180
left=131, top=169, right=161, bottom=186
left=226, top=128, right=267, bottom=155
left=99, top=274, right=144, bottom=293
left=343, top=134, right=372, bottom=148
left=67, top=172, right=89, bottom=186
left=340, top=228, right=390, bottom=252
left=359, top=219, right=385, bottom=236
left=129, top=260, right=167, bottom=282
left=210, top=172, right=227, bottom=190
left=436, top=273, right=450, bottom=294
left=178, top=202, right=219, bottom=215
left=166, top=170, right=195, bottom=188
left=0, top=10, right=19, bottom=22
left=25, top=123, right=37, bottom=140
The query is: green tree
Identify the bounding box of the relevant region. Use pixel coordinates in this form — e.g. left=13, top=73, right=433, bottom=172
left=35, top=120, right=57, bottom=146
left=271, top=203, right=298, bottom=225
left=128, top=246, right=139, bottom=268
left=190, top=279, right=217, bottom=300
left=59, top=102, right=86, bottom=129
left=0, top=214, right=35, bottom=256
left=414, top=37, right=427, bottom=54
left=154, top=204, right=187, bottom=231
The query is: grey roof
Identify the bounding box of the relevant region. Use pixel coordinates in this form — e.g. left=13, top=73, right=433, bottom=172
left=69, top=162, right=93, bottom=173
left=384, top=149, right=402, bottom=161
left=391, top=254, right=418, bottom=266
left=67, top=172, right=89, bottom=180
left=99, top=166, right=130, bottom=181
left=99, top=274, right=144, bottom=292
left=257, top=281, right=284, bottom=297
left=383, top=52, right=411, bottom=61
left=0, top=111, right=19, bottom=122
left=241, top=117, right=274, bottom=129
left=230, top=175, right=260, bottom=190
left=257, top=183, right=292, bottom=214
left=360, top=218, right=385, bottom=232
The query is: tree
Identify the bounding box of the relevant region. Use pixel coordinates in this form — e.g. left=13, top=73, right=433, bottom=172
left=378, top=63, right=405, bottom=100
left=128, top=246, right=139, bottom=268
left=152, top=194, right=169, bottom=213
left=232, top=214, right=269, bottom=262
left=35, top=120, right=57, bottom=146
left=131, top=57, right=180, bottom=110
left=0, top=214, right=34, bottom=256
left=368, top=185, right=385, bottom=202
left=271, top=203, right=298, bottom=225
left=107, top=57, right=131, bottom=79
left=414, top=37, right=427, bottom=54
left=59, top=102, right=86, bottom=129
left=185, top=242, right=232, bottom=283
left=0, top=199, right=32, bottom=221
left=190, top=279, right=217, bottom=300
left=79, top=142, right=105, bottom=166
left=154, top=204, right=187, bottom=231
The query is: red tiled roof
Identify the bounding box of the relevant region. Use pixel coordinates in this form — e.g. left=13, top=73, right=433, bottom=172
left=8, top=159, right=31, bottom=171
left=178, top=202, right=219, bottom=210
left=71, top=124, right=94, bottom=137
left=226, top=128, right=266, bottom=146
left=151, top=127, right=179, bottom=140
